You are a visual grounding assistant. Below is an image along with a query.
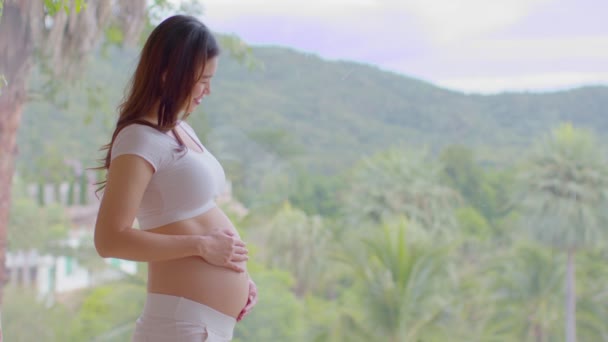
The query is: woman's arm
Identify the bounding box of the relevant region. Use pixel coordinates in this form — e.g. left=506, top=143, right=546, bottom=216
left=94, top=154, right=248, bottom=272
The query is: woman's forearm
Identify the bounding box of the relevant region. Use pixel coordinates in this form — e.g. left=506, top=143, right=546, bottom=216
left=94, top=227, right=202, bottom=262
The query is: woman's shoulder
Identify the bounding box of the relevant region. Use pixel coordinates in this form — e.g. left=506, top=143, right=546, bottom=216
left=178, top=120, right=195, bottom=134
left=179, top=120, right=205, bottom=143
left=118, top=122, right=165, bottom=137
left=111, top=122, right=178, bottom=170
left=119, top=123, right=177, bottom=145
left=113, top=123, right=177, bottom=153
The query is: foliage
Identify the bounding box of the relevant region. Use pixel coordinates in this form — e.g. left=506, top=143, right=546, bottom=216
left=4, top=281, right=146, bottom=341
left=287, top=170, right=345, bottom=218
left=571, top=250, right=608, bottom=340
left=516, top=123, right=608, bottom=250
left=6, top=12, right=608, bottom=339
left=437, top=246, right=514, bottom=342
left=489, top=243, right=564, bottom=340
left=8, top=177, right=70, bottom=251
left=2, top=286, right=72, bottom=341
left=8, top=198, right=69, bottom=251
left=440, top=144, right=513, bottom=222
left=234, top=262, right=304, bottom=341
left=69, top=283, right=145, bottom=341
left=16, top=44, right=608, bottom=181
left=336, top=217, right=450, bottom=341
left=341, top=147, right=460, bottom=237
left=456, top=206, right=492, bottom=241
left=43, top=0, right=86, bottom=16
left=515, top=123, right=608, bottom=342
left=260, top=202, right=331, bottom=297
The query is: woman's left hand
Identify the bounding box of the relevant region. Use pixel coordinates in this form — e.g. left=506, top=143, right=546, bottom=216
left=237, top=277, right=258, bottom=322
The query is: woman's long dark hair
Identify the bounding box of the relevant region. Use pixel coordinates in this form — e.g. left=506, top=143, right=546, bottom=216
left=95, top=15, right=220, bottom=194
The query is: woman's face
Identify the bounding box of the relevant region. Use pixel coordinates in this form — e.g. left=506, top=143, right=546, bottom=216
left=185, top=56, right=218, bottom=113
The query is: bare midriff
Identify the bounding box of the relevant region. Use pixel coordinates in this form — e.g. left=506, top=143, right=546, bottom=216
left=145, top=206, right=249, bottom=318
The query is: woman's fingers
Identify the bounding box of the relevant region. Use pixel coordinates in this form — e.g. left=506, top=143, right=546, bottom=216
left=228, top=243, right=248, bottom=261
left=231, top=253, right=249, bottom=262
left=227, top=261, right=245, bottom=273
left=234, top=246, right=248, bottom=255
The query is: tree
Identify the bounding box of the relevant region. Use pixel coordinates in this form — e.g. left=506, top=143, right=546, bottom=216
left=437, top=251, right=514, bottom=342
left=261, top=202, right=330, bottom=297
left=516, top=123, right=608, bottom=342
left=71, top=282, right=145, bottom=341
left=440, top=144, right=515, bottom=226
left=2, top=285, right=73, bottom=341
left=287, top=170, right=344, bottom=218
left=341, top=147, right=460, bottom=237
left=491, top=244, right=564, bottom=341
left=8, top=175, right=70, bottom=252
left=440, top=145, right=484, bottom=202
left=456, top=206, right=492, bottom=241
left=205, top=125, right=295, bottom=212
left=233, top=261, right=304, bottom=342
left=337, top=217, right=449, bottom=341
left=573, top=250, right=608, bottom=341
left=0, top=0, right=147, bottom=307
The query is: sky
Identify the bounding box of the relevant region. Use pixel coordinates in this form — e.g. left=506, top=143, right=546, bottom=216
left=192, top=0, right=608, bottom=94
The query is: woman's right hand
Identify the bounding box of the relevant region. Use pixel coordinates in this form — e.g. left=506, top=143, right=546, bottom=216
left=197, top=230, right=248, bottom=272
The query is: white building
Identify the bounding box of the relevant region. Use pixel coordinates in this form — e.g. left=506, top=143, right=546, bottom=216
left=7, top=174, right=246, bottom=302
left=6, top=227, right=137, bottom=303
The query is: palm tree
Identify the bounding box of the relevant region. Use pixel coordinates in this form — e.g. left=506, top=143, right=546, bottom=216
left=341, top=148, right=460, bottom=238
left=336, top=217, right=449, bottom=341
left=570, top=250, right=608, bottom=341
left=490, top=243, right=564, bottom=341
left=262, top=202, right=331, bottom=297
left=435, top=244, right=515, bottom=342
left=516, top=123, right=608, bottom=342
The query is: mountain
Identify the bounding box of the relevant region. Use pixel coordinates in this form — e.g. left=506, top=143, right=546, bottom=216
left=206, top=46, right=608, bottom=169
left=16, top=43, right=608, bottom=178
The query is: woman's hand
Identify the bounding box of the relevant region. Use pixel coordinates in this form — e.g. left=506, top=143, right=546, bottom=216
left=237, top=277, right=258, bottom=322
left=198, top=230, right=248, bottom=272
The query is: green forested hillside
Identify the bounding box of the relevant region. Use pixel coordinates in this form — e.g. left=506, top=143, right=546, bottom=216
left=206, top=47, right=608, bottom=169
left=17, top=44, right=608, bottom=176
left=9, top=41, right=608, bottom=342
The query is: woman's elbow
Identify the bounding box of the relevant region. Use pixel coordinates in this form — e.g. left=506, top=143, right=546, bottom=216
left=94, top=238, right=111, bottom=258
left=94, top=227, right=115, bottom=258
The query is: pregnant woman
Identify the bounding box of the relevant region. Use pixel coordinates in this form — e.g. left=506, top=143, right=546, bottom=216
left=94, top=15, right=257, bottom=342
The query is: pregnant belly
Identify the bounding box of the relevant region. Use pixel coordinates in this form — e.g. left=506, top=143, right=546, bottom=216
left=145, top=206, right=250, bottom=318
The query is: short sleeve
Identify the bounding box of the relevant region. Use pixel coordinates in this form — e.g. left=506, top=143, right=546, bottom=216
left=110, top=125, right=173, bottom=172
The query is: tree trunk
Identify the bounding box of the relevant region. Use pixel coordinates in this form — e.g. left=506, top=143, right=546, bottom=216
left=22, top=250, right=32, bottom=287
left=565, top=249, right=576, bottom=342
left=0, top=0, right=35, bottom=307
left=533, top=323, right=544, bottom=342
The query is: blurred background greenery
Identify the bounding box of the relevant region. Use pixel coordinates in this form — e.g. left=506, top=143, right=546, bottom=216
left=2, top=0, right=608, bottom=341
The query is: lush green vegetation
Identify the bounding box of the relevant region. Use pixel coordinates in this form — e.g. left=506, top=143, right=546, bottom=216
left=17, top=44, right=608, bottom=173
left=6, top=42, right=608, bottom=341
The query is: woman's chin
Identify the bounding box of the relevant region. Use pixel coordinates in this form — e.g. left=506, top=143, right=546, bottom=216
left=189, top=102, right=201, bottom=111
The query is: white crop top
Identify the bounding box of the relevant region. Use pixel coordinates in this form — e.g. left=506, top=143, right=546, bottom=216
left=110, top=121, right=226, bottom=230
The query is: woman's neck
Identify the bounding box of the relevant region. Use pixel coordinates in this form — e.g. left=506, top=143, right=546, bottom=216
left=142, top=103, right=186, bottom=125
